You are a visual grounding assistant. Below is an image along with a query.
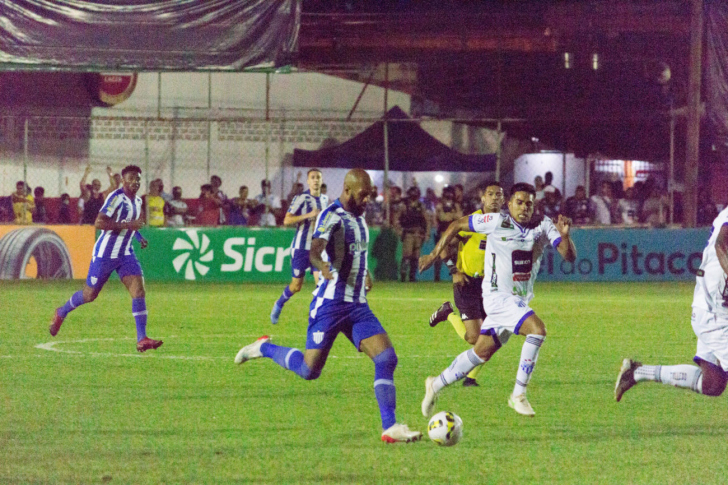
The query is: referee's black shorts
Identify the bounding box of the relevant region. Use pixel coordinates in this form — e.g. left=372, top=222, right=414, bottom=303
left=453, top=275, right=486, bottom=322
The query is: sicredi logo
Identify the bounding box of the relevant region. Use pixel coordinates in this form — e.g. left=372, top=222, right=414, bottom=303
left=172, top=229, right=214, bottom=280
left=171, top=230, right=292, bottom=279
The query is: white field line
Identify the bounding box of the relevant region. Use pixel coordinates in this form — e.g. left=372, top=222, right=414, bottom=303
left=31, top=336, right=458, bottom=361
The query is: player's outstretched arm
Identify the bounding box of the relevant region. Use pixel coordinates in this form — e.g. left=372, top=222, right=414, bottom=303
left=310, top=237, right=333, bottom=280
left=283, top=209, right=320, bottom=226
left=555, top=214, right=577, bottom=263
left=419, top=215, right=470, bottom=272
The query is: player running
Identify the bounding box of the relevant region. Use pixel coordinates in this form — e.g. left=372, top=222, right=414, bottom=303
left=49, top=165, right=163, bottom=353
left=428, top=182, right=505, bottom=387
left=270, top=169, right=329, bottom=324
left=419, top=182, right=576, bottom=417
left=615, top=207, right=728, bottom=402
left=235, top=169, right=422, bottom=443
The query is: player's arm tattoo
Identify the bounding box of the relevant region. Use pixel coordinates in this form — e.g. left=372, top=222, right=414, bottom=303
left=309, top=237, right=331, bottom=277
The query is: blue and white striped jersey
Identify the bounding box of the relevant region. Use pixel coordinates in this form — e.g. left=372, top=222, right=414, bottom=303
left=310, top=199, right=369, bottom=305
left=92, top=188, right=143, bottom=260
left=288, top=190, right=329, bottom=250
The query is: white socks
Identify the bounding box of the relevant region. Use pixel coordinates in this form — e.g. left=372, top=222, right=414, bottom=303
left=513, top=335, right=545, bottom=396
left=433, top=349, right=484, bottom=393
left=634, top=364, right=703, bottom=394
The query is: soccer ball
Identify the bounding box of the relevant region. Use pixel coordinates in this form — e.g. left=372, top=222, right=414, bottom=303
left=427, top=411, right=463, bottom=446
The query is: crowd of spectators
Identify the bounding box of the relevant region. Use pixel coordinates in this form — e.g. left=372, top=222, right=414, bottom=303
left=1, top=167, right=722, bottom=230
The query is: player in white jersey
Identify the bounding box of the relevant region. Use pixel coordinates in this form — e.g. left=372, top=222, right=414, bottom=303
left=235, top=169, right=422, bottom=443
left=615, top=207, right=728, bottom=401
left=270, top=169, right=329, bottom=324
left=419, top=182, right=576, bottom=417
left=49, top=165, right=163, bottom=353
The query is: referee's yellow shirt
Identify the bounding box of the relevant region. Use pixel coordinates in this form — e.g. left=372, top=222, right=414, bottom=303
left=457, top=209, right=488, bottom=278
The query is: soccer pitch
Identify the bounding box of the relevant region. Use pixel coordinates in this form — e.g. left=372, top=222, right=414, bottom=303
left=3, top=280, right=728, bottom=484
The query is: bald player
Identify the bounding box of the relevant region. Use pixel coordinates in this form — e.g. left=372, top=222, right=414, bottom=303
left=234, top=169, right=422, bottom=444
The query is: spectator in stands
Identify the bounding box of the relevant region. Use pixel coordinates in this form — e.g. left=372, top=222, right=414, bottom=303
left=210, top=175, right=228, bottom=225
left=145, top=179, right=166, bottom=227
left=395, top=186, right=430, bottom=282
left=424, top=187, right=438, bottom=213
left=196, top=184, right=222, bottom=226
left=618, top=187, right=640, bottom=225
left=12, top=181, right=35, bottom=224
left=388, top=185, right=404, bottom=226
left=0, top=195, right=11, bottom=222
left=641, top=185, right=669, bottom=227
left=101, top=166, right=120, bottom=199
left=591, top=180, right=619, bottom=225
left=79, top=166, right=106, bottom=225
left=453, top=184, right=465, bottom=210
left=229, top=185, right=255, bottom=226
left=539, top=185, right=561, bottom=219
left=286, top=172, right=304, bottom=206
left=542, top=171, right=561, bottom=201
left=254, top=179, right=282, bottom=227
left=534, top=175, right=545, bottom=202
left=365, top=185, right=385, bottom=227
left=433, top=185, right=462, bottom=281
left=58, top=193, right=72, bottom=224
left=320, top=183, right=328, bottom=196
left=564, top=186, right=594, bottom=225
left=165, top=186, right=188, bottom=227
left=33, top=186, right=48, bottom=223
left=697, top=189, right=719, bottom=226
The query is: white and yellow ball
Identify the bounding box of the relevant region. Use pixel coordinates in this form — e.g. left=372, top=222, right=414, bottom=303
left=427, top=411, right=463, bottom=446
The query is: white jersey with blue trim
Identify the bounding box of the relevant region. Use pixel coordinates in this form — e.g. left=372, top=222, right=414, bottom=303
left=92, top=188, right=142, bottom=260
left=693, top=206, right=728, bottom=315
left=289, top=190, right=329, bottom=250
left=310, top=199, right=369, bottom=306
left=469, top=212, right=562, bottom=303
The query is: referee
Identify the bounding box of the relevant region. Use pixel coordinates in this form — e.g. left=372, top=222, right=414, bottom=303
left=428, top=182, right=505, bottom=387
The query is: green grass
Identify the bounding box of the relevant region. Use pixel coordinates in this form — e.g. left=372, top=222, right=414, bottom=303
left=2, top=280, right=728, bottom=484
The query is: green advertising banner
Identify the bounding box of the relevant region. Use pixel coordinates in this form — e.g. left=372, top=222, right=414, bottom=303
left=134, top=227, right=383, bottom=283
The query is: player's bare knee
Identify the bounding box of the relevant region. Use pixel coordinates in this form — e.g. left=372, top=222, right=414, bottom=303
left=289, top=279, right=303, bottom=293
left=82, top=287, right=98, bottom=302
left=703, top=373, right=727, bottom=397
left=464, top=331, right=479, bottom=346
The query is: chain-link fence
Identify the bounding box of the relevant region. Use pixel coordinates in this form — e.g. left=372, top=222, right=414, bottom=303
left=0, top=110, right=499, bottom=225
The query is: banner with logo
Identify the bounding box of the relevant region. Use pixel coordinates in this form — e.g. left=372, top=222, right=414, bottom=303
left=135, top=226, right=712, bottom=283
left=535, top=227, right=711, bottom=282
left=0, top=225, right=95, bottom=280
left=135, top=226, right=382, bottom=283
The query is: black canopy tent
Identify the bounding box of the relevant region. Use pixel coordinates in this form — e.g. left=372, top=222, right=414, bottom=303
left=292, top=106, right=496, bottom=172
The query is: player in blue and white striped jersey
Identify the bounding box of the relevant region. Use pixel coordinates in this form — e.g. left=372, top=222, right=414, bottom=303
left=270, top=169, right=329, bottom=324
left=235, top=169, right=422, bottom=443
left=49, top=165, right=163, bottom=353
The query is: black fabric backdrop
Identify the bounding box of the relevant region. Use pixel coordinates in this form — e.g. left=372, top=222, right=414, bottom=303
left=293, top=106, right=495, bottom=172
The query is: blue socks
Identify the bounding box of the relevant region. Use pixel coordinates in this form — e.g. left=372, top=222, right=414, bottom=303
left=132, top=298, right=147, bottom=342
left=58, top=291, right=85, bottom=318
left=261, top=342, right=314, bottom=380
left=373, top=347, right=398, bottom=430
left=276, top=286, right=294, bottom=309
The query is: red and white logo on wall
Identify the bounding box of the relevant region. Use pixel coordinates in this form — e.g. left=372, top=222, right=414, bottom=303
left=88, top=73, right=138, bottom=106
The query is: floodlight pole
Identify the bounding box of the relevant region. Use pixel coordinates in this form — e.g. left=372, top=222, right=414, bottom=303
left=684, top=0, right=703, bottom=227
left=495, top=120, right=502, bottom=182
left=384, top=62, right=390, bottom=225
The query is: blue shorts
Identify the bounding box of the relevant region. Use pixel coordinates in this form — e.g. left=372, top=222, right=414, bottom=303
left=291, top=248, right=314, bottom=278
left=306, top=301, right=386, bottom=352
left=86, top=254, right=143, bottom=290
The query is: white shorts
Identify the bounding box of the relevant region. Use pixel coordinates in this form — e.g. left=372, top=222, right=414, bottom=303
left=692, top=306, right=728, bottom=372
left=480, top=293, right=535, bottom=346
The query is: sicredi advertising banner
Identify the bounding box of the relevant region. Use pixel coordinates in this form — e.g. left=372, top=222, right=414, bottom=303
left=0, top=225, right=96, bottom=280
left=135, top=227, right=382, bottom=283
